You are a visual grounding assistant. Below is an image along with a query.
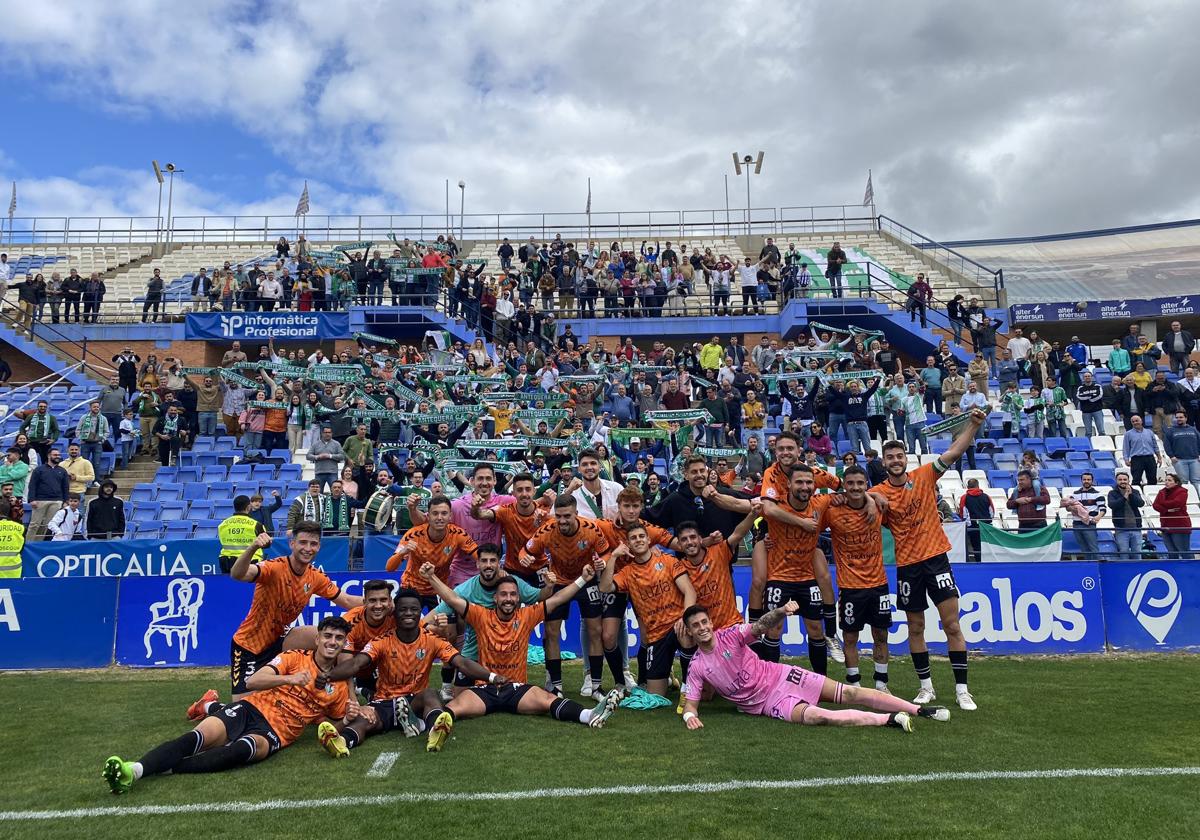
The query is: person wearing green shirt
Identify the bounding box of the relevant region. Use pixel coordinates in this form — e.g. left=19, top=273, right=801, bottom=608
left=699, top=336, right=724, bottom=376
left=1107, top=340, right=1132, bottom=376
left=1045, top=384, right=1070, bottom=438
left=0, top=449, right=30, bottom=498
left=341, top=424, right=375, bottom=471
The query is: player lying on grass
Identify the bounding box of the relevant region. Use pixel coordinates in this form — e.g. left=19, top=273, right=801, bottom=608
left=678, top=603, right=950, bottom=733
left=313, top=587, right=503, bottom=756
left=421, top=561, right=623, bottom=727
left=103, top=617, right=354, bottom=794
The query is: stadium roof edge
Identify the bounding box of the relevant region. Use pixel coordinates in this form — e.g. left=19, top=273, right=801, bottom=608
left=940, top=217, right=1200, bottom=249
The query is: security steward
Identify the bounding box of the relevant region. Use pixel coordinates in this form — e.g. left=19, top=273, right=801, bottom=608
left=0, top=516, right=25, bottom=578
left=218, top=494, right=266, bottom=574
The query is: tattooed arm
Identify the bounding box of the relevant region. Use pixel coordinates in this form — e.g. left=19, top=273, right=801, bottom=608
left=750, top=600, right=799, bottom=637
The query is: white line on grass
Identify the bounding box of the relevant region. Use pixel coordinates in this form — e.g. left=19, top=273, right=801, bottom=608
left=7, top=766, right=1198, bottom=821
left=366, top=752, right=399, bottom=779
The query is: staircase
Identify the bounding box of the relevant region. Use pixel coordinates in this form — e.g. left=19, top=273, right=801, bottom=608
left=0, top=321, right=104, bottom=387
left=103, top=452, right=161, bottom=500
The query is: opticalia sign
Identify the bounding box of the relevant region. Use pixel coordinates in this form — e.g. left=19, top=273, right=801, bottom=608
left=185, top=312, right=350, bottom=340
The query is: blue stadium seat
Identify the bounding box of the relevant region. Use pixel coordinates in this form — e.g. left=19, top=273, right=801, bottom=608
left=193, top=523, right=220, bottom=539
left=1092, top=452, right=1117, bottom=468
left=182, top=483, right=209, bottom=501
left=268, top=449, right=291, bottom=461
left=190, top=453, right=219, bottom=468
left=278, top=464, right=302, bottom=481
left=228, top=464, right=252, bottom=481
left=209, top=481, right=234, bottom=497
left=1065, top=452, right=1091, bottom=466
left=160, top=501, right=189, bottom=521
left=192, top=437, right=216, bottom=452
left=233, top=482, right=259, bottom=498
left=163, top=520, right=194, bottom=539
left=134, top=522, right=163, bottom=539
left=216, top=436, right=237, bottom=448
left=189, top=501, right=216, bottom=519
left=201, top=466, right=228, bottom=483
left=1044, top=437, right=1069, bottom=455
left=986, top=470, right=1014, bottom=490
left=131, top=502, right=161, bottom=522
left=175, top=467, right=201, bottom=484
left=156, top=483, right=184, bottom=501
left=129, top=485, right=156, bottom=502
left=993, top=454, right=1019, bottom=471
left=260, top=481, right=285, bottom=498
left=212, top=500, right=235, bottom=519
left=1069, top=437, right=1093, bottom=452
left=286, top=482, right=309, bottom=497
left=251, top=464, right=277, bottom=480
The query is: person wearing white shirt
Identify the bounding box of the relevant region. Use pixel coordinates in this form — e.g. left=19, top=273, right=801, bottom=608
left=258, top=275, right=282, bottom=311
left=47, top=495, right=84, bottom=541
left=958, top=383, right=990, bottom=413
left=737, top=257, right=760, bottom=315
left=1007, top=328, right=1032, bottom=375
left=0, top=253, right=12, bottom=303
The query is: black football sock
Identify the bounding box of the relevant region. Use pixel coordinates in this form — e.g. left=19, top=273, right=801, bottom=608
left=343, top=728, right=362, bottom=750
left=425, top=708, right=452, bottom=731
left=912, top=650, right=932, bottom=682
left=761, top=636, right=781, bottom=663
left=588, top=654, right=604, bottom=686
left=549, top=697, right=587, bottom=724
left=138, top=730, right=203, bottom=776
left=845, top=666, right=861, bottom=684
left=636, top=648, right=647, bottom=686
left=546, top=658, right=563, bottom=688
left=173, top=736, right=255, bottom=774
left=949, top=650, right=969, bottom=686
left=822, top=604, right=838, bottom=637
left=808, top=637, right=828, bottom=675
left=874, top=661, right=889, bottom=686
left=604, top=646, right=625, bottom=687
left=440, top=666, right=455, bottom=687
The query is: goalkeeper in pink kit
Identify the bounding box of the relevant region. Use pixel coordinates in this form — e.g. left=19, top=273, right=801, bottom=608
left=679, top=601, right=950, bottom=732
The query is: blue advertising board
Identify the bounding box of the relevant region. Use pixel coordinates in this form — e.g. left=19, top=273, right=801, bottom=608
left=0, top=577, right=118, bottom=668
left=185, top=312, right=350, bottom=341
left=24, top=536, right=352, bottom=578
left=1010, top=295, right=1196, bottom=323
left=1098, top=561, right=1200, bottom=651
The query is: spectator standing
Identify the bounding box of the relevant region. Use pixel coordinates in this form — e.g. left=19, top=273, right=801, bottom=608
left=958, top=478, right=994, bottom=562
left=86, top=480, right=126, bottom=539
left=77, top=401, right=109, bottom=479
left=1006, top=328, right=1032, bottom=376
left=46, top=494, right=84, bottom=541
left=1145, top=371, right=1180, bottom=438
left=0, top=449, right=30, bottom=498
left=26, top=447, right=68, bottom=541
left=20, top=401, right=59, bottom=463
left=1006, top=470, right=1050, bottom=531
left=825, top=241, right=847, bottom=298
left=1122, top=414, right=1162, bottom=486
left=905, top=273, right=932, bottom=328
left=152, top=404, right=188, bottom=467
left=1153, top=474, right=1192, bottom=558
left=142, top=269, right=164, bottom=323
left=1062, top=473, right=1105, bottom=560
left=1106, top=339, right=1132, bottom=376
left=112, top=347, right=140, bottom=397
left=1163, top=410, right=1200, bottom=496
left=1161, top=320, right=1196, bottom=373
left=1108, top=472, right=1144, bottom=560
left=62, top=442, right=95, bottom=498
left=1076, top=372, right=1105, bottom=437
left=306, top=427, right=346, bottom=492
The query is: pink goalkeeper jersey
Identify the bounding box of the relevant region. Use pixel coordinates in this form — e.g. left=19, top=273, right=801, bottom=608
left=685, top=623, right=781, bottom=713
left=449, top=491, right=515, bottom=584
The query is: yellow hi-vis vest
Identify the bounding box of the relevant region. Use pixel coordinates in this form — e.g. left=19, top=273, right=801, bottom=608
left=218, top=514, right=262, bottom=563
left=0, top=519, right=25, bottom=578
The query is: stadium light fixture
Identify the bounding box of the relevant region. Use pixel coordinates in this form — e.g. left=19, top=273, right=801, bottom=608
left=731, top=151, right=765, bottom=235
left=458, top=180, right=466, bottom=241
left=164, top=164, right=184, bottom=245
left=152, top=161, right=164, bottom=242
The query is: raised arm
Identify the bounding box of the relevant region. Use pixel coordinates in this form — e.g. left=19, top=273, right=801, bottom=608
left=230, top=532, right=271, bottom=582
left=418, top=562, right=468, bottom=615
left=939, top=408, right=987, bottom=468
left=727, top=499, right=763, bottom=546
left=546, top=563, right=597, bottom=612
left=750, top=600, right=798, bottom=637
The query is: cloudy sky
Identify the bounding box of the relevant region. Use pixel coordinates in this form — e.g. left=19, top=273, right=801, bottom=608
left=0, top=0, right=1196, bottom=240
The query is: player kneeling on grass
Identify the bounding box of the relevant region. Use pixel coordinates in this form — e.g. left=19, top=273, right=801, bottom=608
left=420, top=561, right=623, bottom=727
left=313, top=587, right=503, bottom=756
left=678, top=603, right=949, bottom=733
left=104, top=617, right=354, bottom=794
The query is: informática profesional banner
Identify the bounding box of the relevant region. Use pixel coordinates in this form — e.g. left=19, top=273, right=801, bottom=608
left=185, top=312, right=350, bottom=340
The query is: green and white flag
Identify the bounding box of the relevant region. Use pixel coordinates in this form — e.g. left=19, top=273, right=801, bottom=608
left=922, top=413, right=973, bottom=437
left=334, top=241, right=374, bottom=253
left=645, top=409, right=712, bottom=423
left=307, top=365, right=365, bottom=383
left=819, top=369, right=880, bottom=383
left=698, top=447, right=746, bottom=458
left=462, top=438, right=525, bottom=450
left=220, top=369, right=259, bottom=388
left=514, top=409, right=568, bottom=422
left=354, top=331, right=398, bottom=346
left=979, top=521, right=1062, bottom=563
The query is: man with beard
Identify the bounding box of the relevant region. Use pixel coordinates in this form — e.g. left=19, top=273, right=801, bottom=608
left=872, top=408, right=986, bottom=711
left=314, top=587, right=499, bottom=755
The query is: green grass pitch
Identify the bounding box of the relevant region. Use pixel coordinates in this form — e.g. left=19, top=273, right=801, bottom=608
left=1, top=655, right=1197, bottom=840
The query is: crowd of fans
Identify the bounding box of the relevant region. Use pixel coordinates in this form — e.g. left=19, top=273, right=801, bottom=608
left=1, top=315, right=1196, bottom=559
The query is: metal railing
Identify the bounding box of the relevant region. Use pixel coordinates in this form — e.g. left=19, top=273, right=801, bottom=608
left=2, top=205, right=879, bottom=246
left=877, top=214, right=1004, bottom=302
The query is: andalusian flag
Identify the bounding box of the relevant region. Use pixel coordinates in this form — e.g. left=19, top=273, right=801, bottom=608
left=980, top=521, right=1062, bottom=563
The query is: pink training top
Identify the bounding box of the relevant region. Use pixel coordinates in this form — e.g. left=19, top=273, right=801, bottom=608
left=448, top=491, right=515, bottom=584
left=686, top=623, right=791, bottom=714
